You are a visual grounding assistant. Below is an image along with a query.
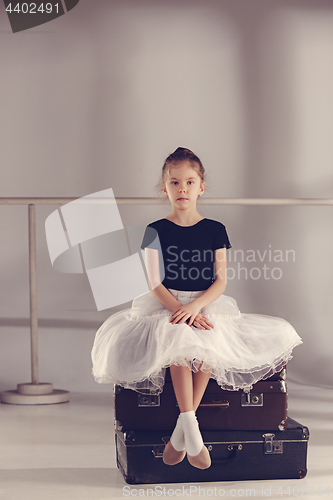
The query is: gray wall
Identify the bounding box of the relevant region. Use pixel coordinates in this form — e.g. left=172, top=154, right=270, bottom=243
left=0, top=0, right=332, bottom=393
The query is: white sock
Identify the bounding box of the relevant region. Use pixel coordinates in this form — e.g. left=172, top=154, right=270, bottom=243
left=180, top=410, right=204, bottom=456
left=170, top=414, right=185, bottom=451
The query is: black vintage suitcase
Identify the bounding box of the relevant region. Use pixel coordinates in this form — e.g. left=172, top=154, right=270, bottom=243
left=115, top=416, right=309, bottom=485
left=115, top=369, right=288, bottom=432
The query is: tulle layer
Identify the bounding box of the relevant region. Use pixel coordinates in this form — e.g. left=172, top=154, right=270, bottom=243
left=91, top=288, right=303, bottom=394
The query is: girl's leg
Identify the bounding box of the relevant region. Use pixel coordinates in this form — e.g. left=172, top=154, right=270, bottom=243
left=169, top=362, right=193, bottom=412
left=193, top=367, right=211, bottom=411
left=163, top=363, right=192, bottom=465
left=169, top=361, right=211, bottom=412
left=164, top=362, right=211, bottom=469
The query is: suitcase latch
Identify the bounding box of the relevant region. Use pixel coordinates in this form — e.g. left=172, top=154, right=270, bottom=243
left=241, top=390, right=263, bottom=406
left=227, top=443, right=243, bottom=451
left=138, top=394, right=160, bottom=407
left=278, top=419, right=287, bottom=431
left=279, top=380, right=287, bottom=393
left=152, top=437, right=170, bottom=459
left=263, top=433, right=283, bottom=454
left=152, top=445, right=164, bottom=458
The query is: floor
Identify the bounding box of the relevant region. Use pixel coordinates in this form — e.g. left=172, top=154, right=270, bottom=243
left=0, top=382, right=332, bottom=500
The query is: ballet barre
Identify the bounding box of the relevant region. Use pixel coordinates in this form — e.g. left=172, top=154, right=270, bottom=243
left=0, top=197, right=333, bottom=205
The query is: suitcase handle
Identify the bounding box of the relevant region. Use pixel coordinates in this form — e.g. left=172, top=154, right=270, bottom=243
left=211, top=450, right=236, bottom=465
left=208, top=445, right=241, bottom=465
left=199, top=400, right=230, bottom=408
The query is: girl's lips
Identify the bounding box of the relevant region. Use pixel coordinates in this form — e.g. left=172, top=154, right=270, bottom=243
left=177, top=198, right=188, bottom=200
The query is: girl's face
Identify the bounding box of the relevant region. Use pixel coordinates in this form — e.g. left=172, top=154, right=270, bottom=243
left=163, top=161, right=205, bottom=209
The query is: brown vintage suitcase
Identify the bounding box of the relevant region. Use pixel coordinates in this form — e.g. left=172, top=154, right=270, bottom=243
left=114, top=367, right=287, bottom=432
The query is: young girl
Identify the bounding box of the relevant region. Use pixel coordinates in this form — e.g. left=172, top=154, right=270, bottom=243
left=91, top=147, right=302, bottom=471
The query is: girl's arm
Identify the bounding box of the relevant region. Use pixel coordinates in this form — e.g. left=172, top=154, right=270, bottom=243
left=190, top=248, right=227, bottom=310
left=144, top=247, right=182, bottom=313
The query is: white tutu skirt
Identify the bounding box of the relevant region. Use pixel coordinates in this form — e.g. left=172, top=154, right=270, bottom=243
left=91, top=288, right=302, bottom=394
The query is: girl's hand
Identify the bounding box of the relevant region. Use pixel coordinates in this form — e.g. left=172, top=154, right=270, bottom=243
left=192, top=313, right=214, bottom=330
left=170, top=302, right=213, bottom=329
left=170, top=302, right=201, bottom=326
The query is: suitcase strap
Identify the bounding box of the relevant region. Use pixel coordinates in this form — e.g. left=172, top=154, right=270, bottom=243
left=152, top=442, right=242, bottom=464
left=199, top=400, right=230, bottom=408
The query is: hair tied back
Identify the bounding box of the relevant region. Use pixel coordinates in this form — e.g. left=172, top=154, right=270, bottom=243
left=173, top=147, right=195, bottom=155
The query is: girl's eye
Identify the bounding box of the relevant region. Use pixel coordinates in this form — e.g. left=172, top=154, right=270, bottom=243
left=171, top=181, right=194, bottom=185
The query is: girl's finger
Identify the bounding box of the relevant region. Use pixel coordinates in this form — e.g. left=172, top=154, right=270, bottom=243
left=188, top=317, right=195, bottom=326
left=171, top=310, right=182, bottom=318
left=192, top=319, right=206, bottom=330
left=183, top=314, right=193, bottom=324
left=171, top=310, right=185, bottom=320
left=199, top=320, right=212, bottom=330
left=172, top=313, right=189, bottom=324
left=197, top=322, right=209, bottom=330
left=201, top=316, right=213, bottom=327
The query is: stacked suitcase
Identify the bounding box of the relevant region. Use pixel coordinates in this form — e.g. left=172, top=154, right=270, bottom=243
left=114, top=367, right=309, bottom=484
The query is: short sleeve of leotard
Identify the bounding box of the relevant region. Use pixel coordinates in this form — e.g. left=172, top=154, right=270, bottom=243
left=140, top=224, right=160, bottom=250
left=213, top=223, right=232, bottom=250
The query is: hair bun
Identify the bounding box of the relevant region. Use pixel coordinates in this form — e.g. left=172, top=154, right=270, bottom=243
left=173, top=147, right=194, bottom=155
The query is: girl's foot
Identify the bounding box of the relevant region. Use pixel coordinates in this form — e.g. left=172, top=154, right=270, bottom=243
left=187, top=445, right=211, bottom=470
left=180, top=410, right=211, bottom=470
left=162, top=441, right=186, bottom=466
left=163, top=414, right=186, bottom=466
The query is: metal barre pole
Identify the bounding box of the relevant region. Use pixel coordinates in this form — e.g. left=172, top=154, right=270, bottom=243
left=1, top=203, right=70, bottom=404
left=0, top=197, right=333, bottom=205
left=28, top=204, right=39, bottom=385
